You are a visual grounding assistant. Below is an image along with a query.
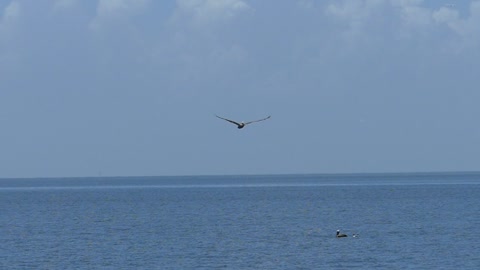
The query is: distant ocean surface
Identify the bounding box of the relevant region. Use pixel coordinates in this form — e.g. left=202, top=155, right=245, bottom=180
left=1, top=172, right=480, bottom=269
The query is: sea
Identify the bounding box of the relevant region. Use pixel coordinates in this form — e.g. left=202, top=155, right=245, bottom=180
left=1, top=172, right=479, bottom=269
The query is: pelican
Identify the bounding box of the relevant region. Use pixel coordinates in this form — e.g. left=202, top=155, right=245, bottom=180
left=336, top=230, right=347, bottom=238
left=215, top=115, right=271, bottom=129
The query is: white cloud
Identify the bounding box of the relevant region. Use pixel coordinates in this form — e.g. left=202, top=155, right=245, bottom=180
left=52, top=0, right=78, bottom=12
left=0, top=1, right=21, bottom=75
left=325, top=0, right=386, bottom=39
left=297, top=0, right=315, bottom=10
left=432, top=7, right=459, bottom=24
left=325, top=0, right=480, bottom=49
left=326, top=0, right=376, bottom=20
left=1, top=1, right=21, bottom=41
left=326, top=0, right=431, bottom=29
left=431, top=1, right=480, bottom=49
left=97, top=0, right=149, bottom=18
left=398, top=4, right=432, bottom=27
left=90, top=0, right=150, bottom=29
left=390, top=0, right=423, bottom=7
left=174, top=0, right=250, bottom=26
left=454, top=1, right=480, bottom=38
left=1, top=0, right=20, bottom=24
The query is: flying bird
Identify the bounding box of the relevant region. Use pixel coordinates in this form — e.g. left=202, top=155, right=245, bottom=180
left=215, top=115, right=271, bottom=129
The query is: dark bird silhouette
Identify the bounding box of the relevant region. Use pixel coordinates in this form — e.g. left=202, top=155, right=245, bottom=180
left=336, top=230, right=348, bottom=238
left=215, top=115, right=271, bottom=129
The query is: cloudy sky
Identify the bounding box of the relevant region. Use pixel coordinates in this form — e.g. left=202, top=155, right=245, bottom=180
left=1, top=0, right=479, bottom=178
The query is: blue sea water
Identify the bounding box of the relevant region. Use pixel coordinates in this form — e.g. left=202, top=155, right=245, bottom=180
left=1, top=173, right=480, bottom=269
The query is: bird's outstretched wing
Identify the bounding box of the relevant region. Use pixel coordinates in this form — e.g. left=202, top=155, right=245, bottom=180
left=215, top=115, right=241, bottom=126
left=245, top=116, right=271, bottom=125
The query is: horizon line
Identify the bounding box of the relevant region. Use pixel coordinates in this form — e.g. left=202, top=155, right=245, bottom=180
left=1, top=170, right=480, bottom=181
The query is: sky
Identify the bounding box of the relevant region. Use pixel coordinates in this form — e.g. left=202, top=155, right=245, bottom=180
left=1, top=0, right=480, bottom=178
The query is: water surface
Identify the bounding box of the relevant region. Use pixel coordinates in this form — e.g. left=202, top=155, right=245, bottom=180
left=1, top=173, right=479, bottom=269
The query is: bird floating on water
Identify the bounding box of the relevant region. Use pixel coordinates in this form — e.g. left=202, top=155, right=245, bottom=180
left=336, top=230, right=348, bottom=238
left=215, top=115, right=271, bottom=129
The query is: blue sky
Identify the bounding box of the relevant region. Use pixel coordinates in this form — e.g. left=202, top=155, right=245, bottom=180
left=1, top=0, right=479, bottom=178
